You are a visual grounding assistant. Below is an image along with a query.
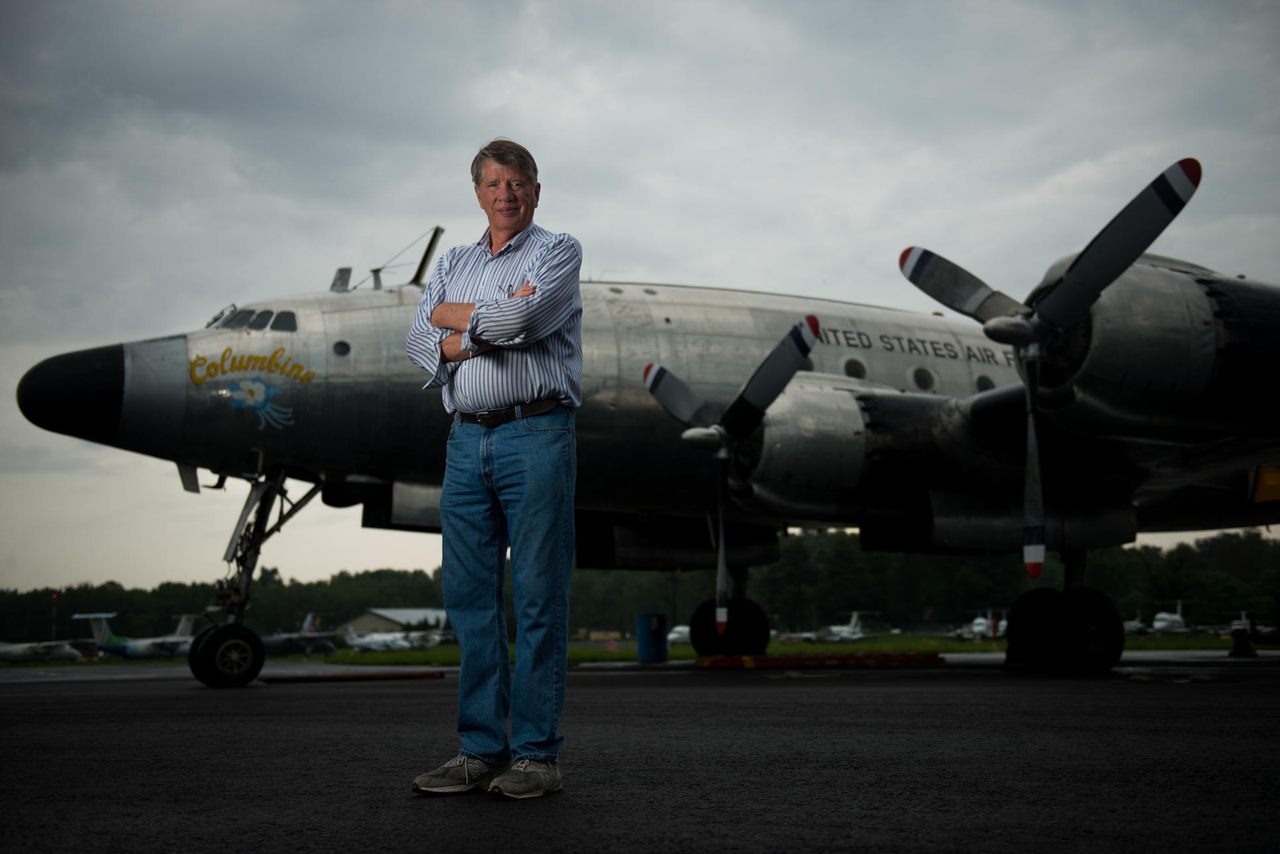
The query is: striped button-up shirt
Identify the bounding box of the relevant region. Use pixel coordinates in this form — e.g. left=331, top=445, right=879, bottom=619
left=405, top=222, right=583, bottom=414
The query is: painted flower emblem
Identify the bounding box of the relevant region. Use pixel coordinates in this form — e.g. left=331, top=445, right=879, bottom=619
left=229, top=377, right=295, bottom=430
left=231, top=380, right=267, bottom=406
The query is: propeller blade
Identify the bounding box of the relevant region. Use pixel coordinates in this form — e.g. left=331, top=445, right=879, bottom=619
left=643, top=362, right=708, bottom=426
left=1034, top=158, right=1202, bottom=329
left=899, top=247, right=1028, bottom=323
left=714, top=456, right=730, bottom=635
left=719, top=316, right=820, bottom=440
left=650, top=317, right=822, bottom=640
left=1023, top=424, right=1046, bottom=579
left=1021, top=354, right=1045, bottom=579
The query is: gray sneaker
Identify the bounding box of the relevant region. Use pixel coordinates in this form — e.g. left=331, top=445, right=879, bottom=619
left=412, top=755, right=499, bottom=795
left=487, top=758, right=563, bottom=799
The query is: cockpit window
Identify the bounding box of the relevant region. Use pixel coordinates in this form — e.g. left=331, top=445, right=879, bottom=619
left=222, top=309, right=255, bottom=329
left=208, top=307, right=298, bottom=331
left=205, top=305, right=236, bottom=329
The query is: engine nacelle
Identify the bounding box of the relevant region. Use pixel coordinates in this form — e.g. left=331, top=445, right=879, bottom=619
left=743, top=375, right=1140, bottom=552
left=745, top=373, right=868, bottom=519
left=927, top=491, right=1136, bottom=553
left=1034, top=256, right=1280, bottom=440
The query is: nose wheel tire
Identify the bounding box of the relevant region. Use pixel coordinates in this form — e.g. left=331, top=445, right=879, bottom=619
left=187, top=625, right=218, bottom=685
left=189, top=624, right=265, bottom=688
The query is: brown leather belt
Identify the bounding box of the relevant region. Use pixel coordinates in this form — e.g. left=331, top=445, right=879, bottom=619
left=455, top=398, right=559, bottom=428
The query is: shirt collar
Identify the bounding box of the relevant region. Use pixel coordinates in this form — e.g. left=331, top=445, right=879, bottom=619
left=476, top=222, right=539, bottom=257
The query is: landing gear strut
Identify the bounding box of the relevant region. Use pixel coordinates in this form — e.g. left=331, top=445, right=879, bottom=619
left=189, top=470, right=321, bottom=688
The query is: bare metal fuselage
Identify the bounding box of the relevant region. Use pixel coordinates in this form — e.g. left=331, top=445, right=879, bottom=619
left=128, top=282, right=1017, bottom=520
left=19, top=262, right=1280, bottom=569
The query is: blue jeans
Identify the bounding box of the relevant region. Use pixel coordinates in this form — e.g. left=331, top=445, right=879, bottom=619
left=440, top=404, right=576, bottom=764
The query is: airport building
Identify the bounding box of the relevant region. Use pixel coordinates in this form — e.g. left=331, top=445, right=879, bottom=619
left=340, top=608, right=447, bottom=635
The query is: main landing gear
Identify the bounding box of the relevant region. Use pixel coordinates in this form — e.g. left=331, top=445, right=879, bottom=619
left=189, top=470, right=321, bottom=688
left=687, top=566, right=771, bottom=657
left=682, top=550, right=1126, bottom=669
left=1004, top=551, right=1125, bottom=673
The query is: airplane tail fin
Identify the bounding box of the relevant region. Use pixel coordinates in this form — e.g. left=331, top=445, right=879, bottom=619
left=302, top=613, right=318, bottom=635
left=172, top=614, right=199, bottom=638
left=72, top=612, right=120, bottom=646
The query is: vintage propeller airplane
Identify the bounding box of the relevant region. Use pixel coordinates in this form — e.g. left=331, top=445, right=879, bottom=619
left=17, top=158, right=1280, bottom=686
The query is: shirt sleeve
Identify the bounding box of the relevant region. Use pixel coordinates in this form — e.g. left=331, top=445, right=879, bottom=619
left=466, top=233, right=582, bottom=348
left=404, top=254, right=458, bottom=388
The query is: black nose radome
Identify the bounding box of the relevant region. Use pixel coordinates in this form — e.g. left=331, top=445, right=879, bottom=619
left=17, top=345, right=125, bottom=444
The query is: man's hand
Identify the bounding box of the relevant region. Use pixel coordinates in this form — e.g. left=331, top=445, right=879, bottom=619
left=431, top=283, right=532, bottom=332
left=435, top=283, right=535, bottom=362
left=440, top=332, right=493, bottom=363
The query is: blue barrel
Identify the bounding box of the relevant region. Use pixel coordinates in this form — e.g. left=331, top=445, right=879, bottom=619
left=635, top=614, right=668, bottom=663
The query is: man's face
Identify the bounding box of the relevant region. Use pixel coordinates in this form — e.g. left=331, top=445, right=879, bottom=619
left=475, top=160, right=540, bottom=240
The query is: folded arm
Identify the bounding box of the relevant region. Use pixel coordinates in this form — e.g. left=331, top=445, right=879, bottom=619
left=405, top=256, right=475, bottom=387
left=464, top=235, right=582, bottom=348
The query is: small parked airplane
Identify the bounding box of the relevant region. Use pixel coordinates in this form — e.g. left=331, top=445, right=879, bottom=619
left=340, top=625, right=443, bottom=652
left=72, top=612, right=198, bottom=658
left=968, top=611, right=1007, bottom=640
left=0, top=639, right=82, bottom=663
left=1152, top=601, right=1188, bottom=633
left=822, top=611, right=866, bottom=642
left=260, top=613, right=337, bottom=656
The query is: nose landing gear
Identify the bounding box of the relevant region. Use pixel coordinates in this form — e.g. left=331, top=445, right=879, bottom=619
left=189, top=470, right=321, bottom=688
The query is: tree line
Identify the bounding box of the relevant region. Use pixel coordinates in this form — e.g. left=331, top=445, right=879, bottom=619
left=2, top=530, right=1276, bottom=644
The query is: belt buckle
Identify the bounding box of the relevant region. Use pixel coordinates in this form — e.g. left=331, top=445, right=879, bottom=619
left=475, top=409, right=504, bottom=428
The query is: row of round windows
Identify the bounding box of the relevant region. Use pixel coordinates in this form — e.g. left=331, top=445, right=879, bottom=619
left=841, top=356, right=996, bottom=393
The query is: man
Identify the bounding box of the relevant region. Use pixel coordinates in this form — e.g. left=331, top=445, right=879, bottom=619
left=405, top=139, right=582, bottom=800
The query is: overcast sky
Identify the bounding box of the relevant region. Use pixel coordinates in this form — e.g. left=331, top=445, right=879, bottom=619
left=2, top=1, right=1277, bottom=594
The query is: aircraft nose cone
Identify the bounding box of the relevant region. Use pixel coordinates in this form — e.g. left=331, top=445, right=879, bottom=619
left=16, top=345, right=124, bottom=443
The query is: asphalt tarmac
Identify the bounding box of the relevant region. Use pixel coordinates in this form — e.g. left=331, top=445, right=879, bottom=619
left=3, top=653, right=1279, bottom=853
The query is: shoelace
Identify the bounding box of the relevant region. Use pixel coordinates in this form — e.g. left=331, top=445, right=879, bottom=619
left=446, top=755, right=487, bottom=781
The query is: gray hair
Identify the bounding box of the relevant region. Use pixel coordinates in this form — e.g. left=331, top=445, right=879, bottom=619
left=471, top=138, right=539, bottom=186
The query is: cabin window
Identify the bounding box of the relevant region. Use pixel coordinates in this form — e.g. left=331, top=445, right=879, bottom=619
left=270, top=311, right=298, bottom=332
left=843, top=358, right=866, bottom=380
left=912, top=367, right=936, bottom=392
left=975, top=375, right=995, bottom=392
